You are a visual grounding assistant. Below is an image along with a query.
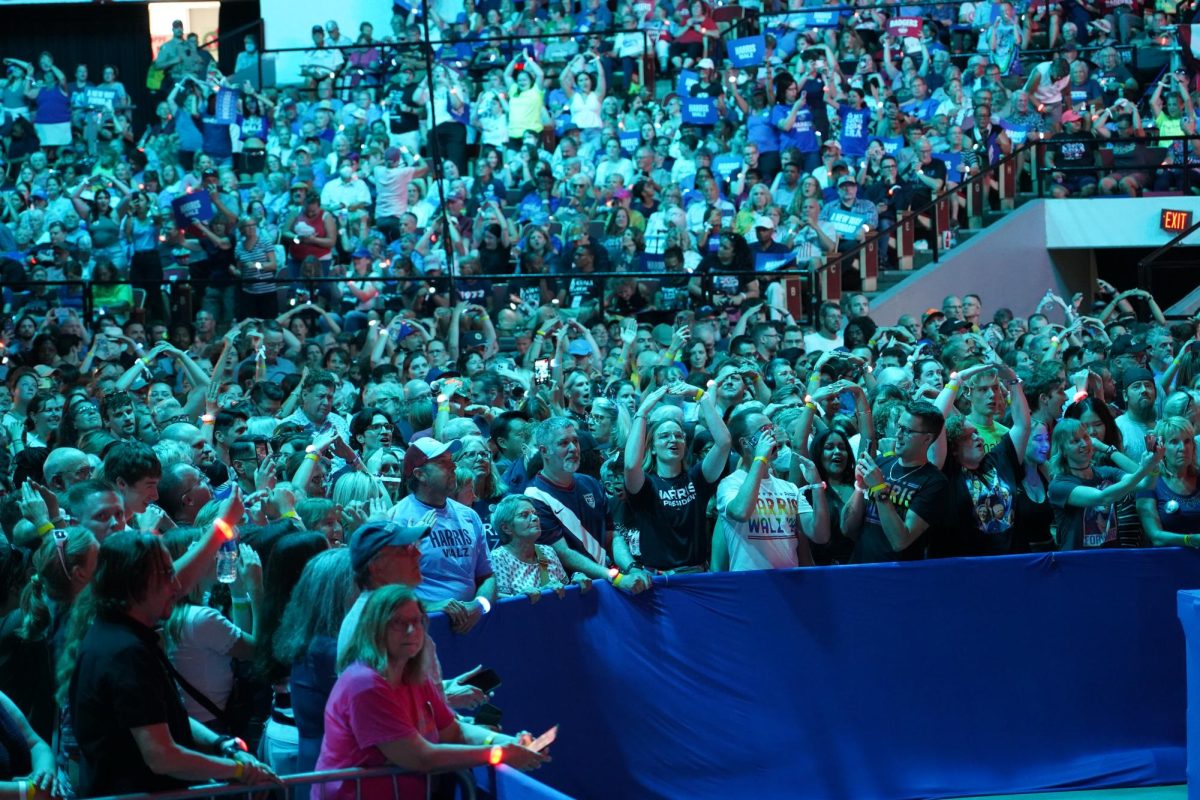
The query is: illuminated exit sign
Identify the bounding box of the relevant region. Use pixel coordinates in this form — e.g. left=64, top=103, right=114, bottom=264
left=1160, top=209, right=1194, bottom=233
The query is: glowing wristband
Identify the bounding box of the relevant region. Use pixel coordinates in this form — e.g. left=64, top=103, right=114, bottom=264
left=484, top=734, right=496, bottom=746
left=36, top=521, right=55, bottom=537
left=536, top=330, right=547, bottom=337
left=946, top=382, right=959, bottom=392
left=488, top=745, right=504, bottom=765
left=868, top=482, right=887, bottom=496
left=693, top=388, right=704, bottom=401
left=141, top=357, right=152, bottom=366
left=477, top=596, right=492, bottom=615
left=753, top=455, right=770, bottom=467
left=305, top=453, right=319, bottom=462
left=214, top=519, right=235, bottom=541
left=232, top=761, right=246, bottom=781
left=280, top=510, right=299, bottom=520
left=201, top=414, right=215, bottom=425
left=607, top=567, right=624, bottom=586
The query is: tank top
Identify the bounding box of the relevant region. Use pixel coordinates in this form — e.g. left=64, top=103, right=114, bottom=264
left=128, top=214, right=159, bottom=252
left=90, top=214, right=120, bottom=249
left=288, top=210, right=332, bottom=261
left=34, top=85, right=69, bottom=124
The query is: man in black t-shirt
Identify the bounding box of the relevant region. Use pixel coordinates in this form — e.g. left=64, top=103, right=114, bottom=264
left=1046, top=110, right=1101, bottom=197
left=845, top=401, right=948, bottom=563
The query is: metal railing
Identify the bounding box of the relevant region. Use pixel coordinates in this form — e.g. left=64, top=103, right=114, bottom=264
left=84, top=765, right=473, bottom=800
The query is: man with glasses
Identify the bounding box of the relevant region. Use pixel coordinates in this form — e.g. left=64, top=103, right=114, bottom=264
left=44, top=446, right=93, bottom=493
left=715, top=408, right=829, bottom=570
left=846, top=401, right=948, bottom=562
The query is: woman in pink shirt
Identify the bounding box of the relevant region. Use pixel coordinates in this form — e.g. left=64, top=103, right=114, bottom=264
left=313, top=586, right=546, bottom=800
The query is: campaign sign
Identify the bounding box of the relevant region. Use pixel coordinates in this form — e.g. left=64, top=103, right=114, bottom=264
left=888, top=16, right=924, bottom=37
left=83, top=87, right=118, bottom=111
left=800, top=11, right=840, bottom=27
left=681, top=97, right=718, bottom=125
left=619, top=130, right=641, bottom=154
left=171, top=191, right=214, bottom=230
left=755, top=251, right=795, bottom=272
left=728, top=36, right=767, bottom=68
left=676, top=69, right=700, bottom=98
left=712, top=154, right=744, bottom=181
left=214, top=89, right=239, bottom=125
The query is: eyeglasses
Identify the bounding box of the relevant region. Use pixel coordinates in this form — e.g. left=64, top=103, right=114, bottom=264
left=367, top=422, right=391, bottom=432
left=378, top=462, right=401, bottom=474
left=896, top=425, right=932, bottom=438
left=460, top=450, right=491, bottom=460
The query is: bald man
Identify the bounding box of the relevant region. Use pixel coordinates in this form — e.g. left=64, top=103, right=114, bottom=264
left=159, top=422, right=216, bottom=469
left=157, top=462, right=214, bottom=526
left=43, top=447, right=93, bottom=493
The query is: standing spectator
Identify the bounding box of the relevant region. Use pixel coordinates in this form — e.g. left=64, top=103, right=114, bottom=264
left=714, top=406, right=829, bottom=570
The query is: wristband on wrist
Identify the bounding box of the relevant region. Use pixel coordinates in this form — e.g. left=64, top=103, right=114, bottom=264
left=232, top=761, right=246, bottom=781
left=305, top=452, right=319, bottom=462
left=488, top=745, right=504, bottom=765
left=214, top=519, right=235, bottom=541
left=693, top=388, right=704, bottom=401
left=868, top=482, right=888, bottom=497
left=946, top=382, right=959, bottom=391
left=483, top=734, right=496, bottom=746
left=280, top=510, right=299, bottom=519
left=35, top=521, right=54, bottom=537
left=753, top=455, right=770, bottom=467
left=201, top=414, right=216, bottom=425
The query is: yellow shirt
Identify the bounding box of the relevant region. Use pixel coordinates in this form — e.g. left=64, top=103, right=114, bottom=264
left=507, top=87, right=544, bottom=139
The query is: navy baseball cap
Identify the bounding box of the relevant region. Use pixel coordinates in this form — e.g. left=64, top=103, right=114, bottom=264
left=350, top=520, right=430, bottom=572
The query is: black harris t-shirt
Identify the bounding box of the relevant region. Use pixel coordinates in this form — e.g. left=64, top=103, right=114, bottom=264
left=628, top=462, right=718, bottom=570
left=852, top=457, right=948, bottom=563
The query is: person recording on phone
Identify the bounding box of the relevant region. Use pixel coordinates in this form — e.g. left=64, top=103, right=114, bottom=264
left=713, top=407, right=829, bottom=571
left=317, top=585, right=547, bottom=800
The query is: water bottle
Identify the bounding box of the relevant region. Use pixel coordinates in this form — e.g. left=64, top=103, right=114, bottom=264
left=216, top=538, right=239, bottom=584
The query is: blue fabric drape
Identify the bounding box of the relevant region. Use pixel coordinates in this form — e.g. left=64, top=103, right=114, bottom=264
left=433, top=550, right=1200, bottom=800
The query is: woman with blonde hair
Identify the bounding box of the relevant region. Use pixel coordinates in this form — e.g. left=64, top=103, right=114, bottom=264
left=1048, top=418, right=1162, bottom=550
left=314, top=585, right=546, bottom=800
left=1137, top=416, right=1200, bottom=546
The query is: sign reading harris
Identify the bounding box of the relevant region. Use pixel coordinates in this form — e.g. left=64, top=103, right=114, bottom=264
left=676, top=69, right=700, bottom=98
left=171, top=191, right=215, bottom=231
left=681, top=97, right=718, bottom=125
left=755, top=252, right=796, bottom=273
left=728, top=36, right=766, bottom=68
left=887, top=16, right=924, bottom=37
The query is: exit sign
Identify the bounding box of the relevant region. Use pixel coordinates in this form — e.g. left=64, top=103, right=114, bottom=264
left=1161, top=209, right=1194, bottom=233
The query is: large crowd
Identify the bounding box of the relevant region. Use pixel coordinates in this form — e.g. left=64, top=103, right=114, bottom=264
left=1, top=2, right=1199, bottom=799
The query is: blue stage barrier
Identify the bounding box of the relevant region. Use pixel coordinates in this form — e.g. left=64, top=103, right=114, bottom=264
left=1178, top=590, right=1200, bottom=800
left=431, top=549, right=1200, bottom=800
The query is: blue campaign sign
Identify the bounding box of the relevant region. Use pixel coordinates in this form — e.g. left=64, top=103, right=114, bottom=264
left=214, top=88, right=239, bottom=125
left=712, top=154, right=743, bottom=182
left=800, top=10, right=840, bottom=27
left=619, top=130, right=641, bottom=154
left=171, top=191, right=214, bottom=230
left=681, top=97, right=718, bottom=126
left=676, top=69, right=700, bottom=98
left=727, top=36, right=766, bottom=68
left=755, top=251, right=796, bottom=273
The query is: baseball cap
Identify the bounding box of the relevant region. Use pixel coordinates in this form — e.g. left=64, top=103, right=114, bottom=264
left=312, top=24, right=324, bottom=33
left=940, top=318, right=972, bottom=337
left=922, top=307, right=946, bottom=325
left=351, top=246, right=371, bottom=259
left=697, top=58, right=715, bottom=70
left=1110, top=334, right=1149, bottom=356
left=325, top=19, right=339, bottom=30
left=385, top=146, right=402, bottom=164
left=462, top=330, right=487, bottom=350
left=567, top=338, right=592, bottom=356
left=1122, top=366, right=1155, bottom=390
left=349, top=520, right=429, bottom=572
left=402, top=437, right=461, bottom=479
left=455, top=11, right=469, bottom=23
left=754, top=215, right=776, bottom=230
left=1061, top=109, right=1083, bottom=124
left=837, top=175, right=858, bottom=187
